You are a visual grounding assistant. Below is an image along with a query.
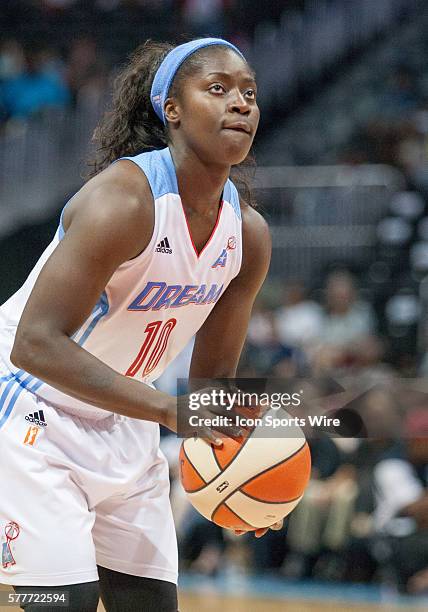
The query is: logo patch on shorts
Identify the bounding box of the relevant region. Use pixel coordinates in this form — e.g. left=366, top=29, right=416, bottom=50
left=23, top=426, right=41, bottom=446
left=25, top=410, right=47, bottom=427
left=2, top=521, right=20, bottom=568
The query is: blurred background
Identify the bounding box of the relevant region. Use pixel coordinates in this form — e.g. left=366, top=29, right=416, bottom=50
left=1, top=1, right=428, bottom=610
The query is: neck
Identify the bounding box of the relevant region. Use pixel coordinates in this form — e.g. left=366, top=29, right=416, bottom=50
left=169, top=144, right=230, bottom=214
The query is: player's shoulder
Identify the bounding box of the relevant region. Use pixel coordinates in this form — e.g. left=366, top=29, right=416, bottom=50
left=61, top=158, right=155, bottom=261
left=88, top=158, right=153, bottom=212
left=233, top=201, right=271, bottom=285
left=240, top=201, right=271, bottom=250
left=64, top=158, right=154, bottom=233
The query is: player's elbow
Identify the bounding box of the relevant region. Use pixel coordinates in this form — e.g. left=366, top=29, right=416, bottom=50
left=10, top=326, right=51, bottom=373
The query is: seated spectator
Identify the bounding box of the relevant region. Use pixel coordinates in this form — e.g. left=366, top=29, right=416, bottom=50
left=0, top=39, right=25, bottom=124
left=372, top=407, right=428, bottom=593
left=282, top=435, right=347, bottom=579
left=337, top=336, right=396, bottom=386
left=321, top=270, right=376, bottom=346
left=313, top=271, right=377, bottom=373
left=381, top=68, right=419, bottom=119
left=340, top=389, right=404, bottom=582
left=0, top=45, right=70, bottom=120
left=246, top=299, right=281, bottom=373
left=0, top=39, right=25, bottom=81
left=274, top=281, right=324, bottom=348
left=284, top=388, right=403, bottom=582
left=246, top=299, right=307, bottom=376
left=66, top=37, right=106, bottom=106
left=182, top=0, right=225, bottom=37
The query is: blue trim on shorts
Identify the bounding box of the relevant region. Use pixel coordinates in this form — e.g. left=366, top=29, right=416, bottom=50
left=0, top=371, right=45, bottom=430
left=0, top=373, right=14, bottom=383
left=0, top=382, right=25, bottom=429
left=0, top=373, right=29, bottom=430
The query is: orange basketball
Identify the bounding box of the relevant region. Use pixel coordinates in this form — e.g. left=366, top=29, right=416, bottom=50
left=179, top=410, right=311, bottom=531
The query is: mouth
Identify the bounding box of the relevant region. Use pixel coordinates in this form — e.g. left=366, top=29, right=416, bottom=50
left=223, top=123, right=252, bottom=135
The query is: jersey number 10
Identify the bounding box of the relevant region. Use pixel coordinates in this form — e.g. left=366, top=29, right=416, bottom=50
left=126, top=318, right=177, bottom=378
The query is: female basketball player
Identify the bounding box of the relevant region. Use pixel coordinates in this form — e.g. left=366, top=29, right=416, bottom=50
left=0, top=38, right=280, bottom=611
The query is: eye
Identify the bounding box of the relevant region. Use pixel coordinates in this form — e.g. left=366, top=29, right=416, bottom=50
left=245, top=88, right=257, bottom=99
left=209, top=83, right=226, bottom=94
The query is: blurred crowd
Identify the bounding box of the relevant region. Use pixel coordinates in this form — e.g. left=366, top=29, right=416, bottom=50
left=244, top=271, right=379, bottom=379
left=157, top=269, right=428, bottom=595
left=340, top=65, right=428, bottom=191
left=0, top=37, right=106, bottom=123
left=269, top=8, right=428, bottom=193
left=0, top=0, right=305, bottom=125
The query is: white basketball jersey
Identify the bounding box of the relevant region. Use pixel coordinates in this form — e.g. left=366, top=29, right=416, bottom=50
left=0, top=147, right=242, bottom=420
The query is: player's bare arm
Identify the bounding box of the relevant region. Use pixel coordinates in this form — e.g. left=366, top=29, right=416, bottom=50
left=10, top=160, right=175, bottom=427
left=188, top=205, right=280, bottom=538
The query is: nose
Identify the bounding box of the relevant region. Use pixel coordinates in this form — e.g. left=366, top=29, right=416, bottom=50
left=228, top=89, right=250, bottom=114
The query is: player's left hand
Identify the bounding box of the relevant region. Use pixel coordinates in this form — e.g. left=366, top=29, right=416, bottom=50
left=234, top=519, right=283, bottom=538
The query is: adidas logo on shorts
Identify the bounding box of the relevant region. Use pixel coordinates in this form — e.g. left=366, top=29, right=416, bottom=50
left=155, top=236, right=172, bottom=254
left=25, top=410, right=47, bottom=427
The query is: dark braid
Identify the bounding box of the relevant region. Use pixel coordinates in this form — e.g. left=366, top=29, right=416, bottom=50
left=87, top=40, right=172, bottom=178
left=87, top=40, right=257, bottom=207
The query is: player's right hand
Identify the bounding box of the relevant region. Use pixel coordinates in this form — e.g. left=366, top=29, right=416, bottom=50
left=174, top=385, right=245, bottom=446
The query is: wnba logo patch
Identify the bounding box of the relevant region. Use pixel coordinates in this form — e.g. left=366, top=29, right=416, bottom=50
left=212, top=249, right=227, bottom=269
left=23, top=426, right=41, bottom=447
left=227, top=236, right=236, bottom=250
left=212, top=237, right=236, bottom=268
left=2, top=521, right=20, bottom=568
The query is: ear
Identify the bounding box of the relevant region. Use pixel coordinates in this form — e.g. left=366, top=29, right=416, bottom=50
left=164, top=97, right=180, bottom=126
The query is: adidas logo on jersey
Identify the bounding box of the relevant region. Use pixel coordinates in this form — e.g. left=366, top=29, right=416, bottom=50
left=25, top=410, right=47, bottom=427
left=155, top=237, right=172, bottom=254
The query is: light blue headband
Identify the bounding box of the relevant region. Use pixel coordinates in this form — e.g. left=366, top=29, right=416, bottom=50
left=150, top=38, right=245, bottom=125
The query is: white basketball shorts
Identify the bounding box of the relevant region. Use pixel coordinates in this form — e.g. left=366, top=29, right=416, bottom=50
left=0, top=372, right=178, bottom=587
